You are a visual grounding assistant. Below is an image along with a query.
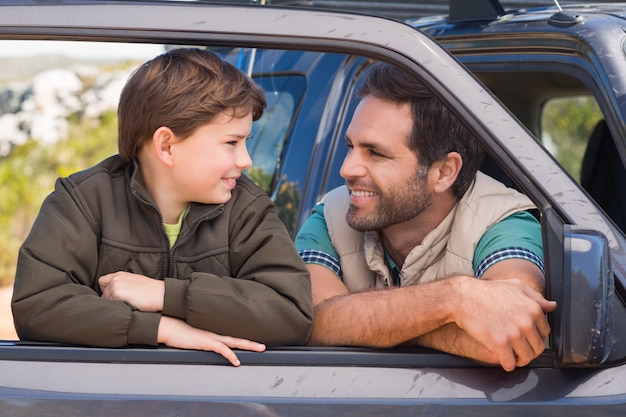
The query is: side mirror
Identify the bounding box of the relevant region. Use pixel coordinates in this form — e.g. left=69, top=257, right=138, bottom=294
left=561, top=228, right=614, bottom=365
left=543, top=210, right=615, bottom=366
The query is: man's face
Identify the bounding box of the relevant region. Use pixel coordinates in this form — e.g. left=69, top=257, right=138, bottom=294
left=340, top=95, right=432, bottom=232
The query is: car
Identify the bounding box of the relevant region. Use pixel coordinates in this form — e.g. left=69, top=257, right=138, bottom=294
left=0, top=0, right=625, bottom=415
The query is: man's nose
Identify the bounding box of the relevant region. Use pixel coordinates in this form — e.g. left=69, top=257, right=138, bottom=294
left=339, top=149, right=366, bottom=179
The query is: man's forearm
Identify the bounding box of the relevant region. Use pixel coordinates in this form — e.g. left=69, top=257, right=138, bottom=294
left=408, top=323, right=499, bottom=365
left=307, top=280, right=458, bottom=347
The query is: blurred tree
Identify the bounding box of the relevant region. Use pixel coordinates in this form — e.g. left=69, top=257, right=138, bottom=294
left=542, top=96, right=603, bottom=182
left=0, top=110, right=118, bottom=286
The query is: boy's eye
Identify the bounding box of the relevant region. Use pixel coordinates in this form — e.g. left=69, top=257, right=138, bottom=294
left=227, top=138, right=245, bottom=146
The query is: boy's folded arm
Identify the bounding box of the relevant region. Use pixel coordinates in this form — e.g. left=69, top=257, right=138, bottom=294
left=162, top=203, right=313, bottom=345
left=163, top=264, right=313, bottom=346
left=167, top=193, right=312, bottom=345
left=12, top=277, right=161, bottom=347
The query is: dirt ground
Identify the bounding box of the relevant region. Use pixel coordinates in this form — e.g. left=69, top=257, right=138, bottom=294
left=0, top=285, right=17, bottom=340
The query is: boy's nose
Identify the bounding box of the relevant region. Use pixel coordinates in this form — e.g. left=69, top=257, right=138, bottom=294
left=238, top=146, right=253, bottom=170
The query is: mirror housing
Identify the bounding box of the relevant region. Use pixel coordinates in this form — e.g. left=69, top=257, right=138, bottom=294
left=560, top=227, right=614, bottom=365
left=553, top=225, right=615, bottom=366
left=543, top=210, right=615, bottom=366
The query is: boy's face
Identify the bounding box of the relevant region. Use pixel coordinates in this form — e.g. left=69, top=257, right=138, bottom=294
left=169, top=111, right=253, bottom=205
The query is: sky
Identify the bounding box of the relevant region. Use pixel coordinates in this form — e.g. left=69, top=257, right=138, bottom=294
left=0, top=40, right=164, bottom=59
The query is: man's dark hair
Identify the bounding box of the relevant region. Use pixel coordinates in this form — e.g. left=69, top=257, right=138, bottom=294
left=358, top=62, right=484, bottom=199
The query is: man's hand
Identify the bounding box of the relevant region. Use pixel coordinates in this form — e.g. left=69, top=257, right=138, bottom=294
left=157, top=316, right=266, bottom=366
left=452, top=276, right=556, bottom=372
left=99, top=272, right=165, bottom=312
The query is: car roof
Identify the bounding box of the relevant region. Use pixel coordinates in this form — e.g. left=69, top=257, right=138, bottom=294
left=410, top=3, right=626, bottom=32
left=219, top=1, right=626, bottom=21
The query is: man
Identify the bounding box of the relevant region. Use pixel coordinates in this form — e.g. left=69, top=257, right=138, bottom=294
left=295, top=62, right=556, bottom=372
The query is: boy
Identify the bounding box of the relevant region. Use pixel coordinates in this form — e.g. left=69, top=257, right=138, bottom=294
left=12, top=48, right=313, bottom=366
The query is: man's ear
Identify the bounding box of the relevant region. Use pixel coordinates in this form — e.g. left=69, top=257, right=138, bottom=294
left=431, top=151, right=463, bottom=194
left=152, top=126, right=176, bottom=167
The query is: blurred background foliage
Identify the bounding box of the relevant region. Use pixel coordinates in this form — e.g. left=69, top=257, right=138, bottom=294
left=541, top=96, right=603, bottom=181
left=0, top=111, right=118, bottom=286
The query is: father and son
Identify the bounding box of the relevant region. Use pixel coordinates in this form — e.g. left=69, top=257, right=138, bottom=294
left=11, top=48, right=556, bottom=371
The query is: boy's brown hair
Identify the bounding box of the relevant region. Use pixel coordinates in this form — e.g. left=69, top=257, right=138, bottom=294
left=118, top=48, right=266, bottom=162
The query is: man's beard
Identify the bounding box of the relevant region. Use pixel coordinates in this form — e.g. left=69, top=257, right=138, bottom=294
left=346, top=166, right=431, bottom=232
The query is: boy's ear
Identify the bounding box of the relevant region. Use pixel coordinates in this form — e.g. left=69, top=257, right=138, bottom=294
left=152, top=126, right=176, bottom=167
left=431, top=151, right=463, bottom=194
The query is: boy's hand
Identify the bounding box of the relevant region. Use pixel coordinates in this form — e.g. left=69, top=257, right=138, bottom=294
left=99, top=272, right=165, bottom=312
left=157, top=316, right=266, bottom=366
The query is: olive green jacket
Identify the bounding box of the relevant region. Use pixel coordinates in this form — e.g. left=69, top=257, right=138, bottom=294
left=12, top=155, right=312, bottom=347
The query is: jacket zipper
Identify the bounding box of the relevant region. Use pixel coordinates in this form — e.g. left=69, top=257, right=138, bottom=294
left=131, top=188, right=224, bottom=278
left=167, top=206, right=224, bottom=277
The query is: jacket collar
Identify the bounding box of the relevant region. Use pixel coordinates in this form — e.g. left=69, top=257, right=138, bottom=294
left=126, top=159, right=225, bottom=228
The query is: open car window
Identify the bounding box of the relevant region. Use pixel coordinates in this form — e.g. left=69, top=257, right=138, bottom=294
left=0, top=0, right=623, bottom=376
left=0, top=40, right=549, bottom=367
